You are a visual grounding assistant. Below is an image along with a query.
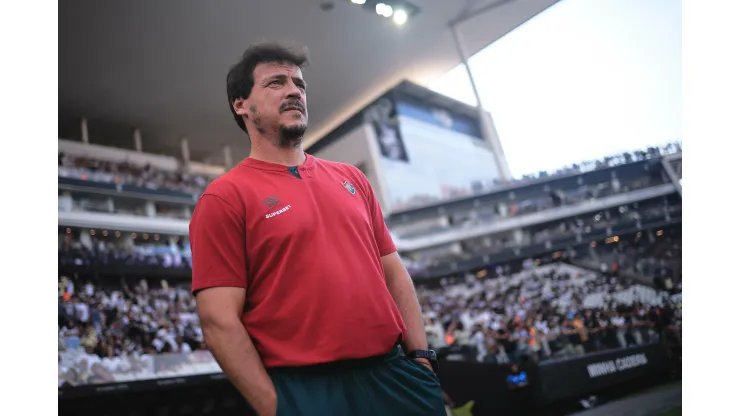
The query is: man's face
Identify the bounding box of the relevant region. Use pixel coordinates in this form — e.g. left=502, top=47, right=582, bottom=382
left=237, top=62, right=308, bottom=148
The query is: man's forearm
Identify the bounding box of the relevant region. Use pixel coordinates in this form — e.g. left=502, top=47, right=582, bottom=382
left=385, top=270, right=428, bottom=352
left=202, top=320, right=276, bottom=415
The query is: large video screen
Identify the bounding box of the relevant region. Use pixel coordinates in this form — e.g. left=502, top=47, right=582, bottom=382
left=369, top=97, right=502, bottom=211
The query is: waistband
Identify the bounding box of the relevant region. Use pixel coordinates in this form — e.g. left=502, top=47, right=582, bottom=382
left=268, top=345, right=404, bottom=376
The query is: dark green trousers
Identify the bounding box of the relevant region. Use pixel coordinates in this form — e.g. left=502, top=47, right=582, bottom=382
left=268, top=346, right=446, bottom=416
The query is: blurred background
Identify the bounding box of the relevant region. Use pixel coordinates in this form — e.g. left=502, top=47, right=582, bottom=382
left=58, top=0, right=682, bottom=415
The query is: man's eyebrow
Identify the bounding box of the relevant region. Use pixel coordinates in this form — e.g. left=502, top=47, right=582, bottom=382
left=263, top=74, right=287, bottom=84
left=262, top=74, right=306, bottom=87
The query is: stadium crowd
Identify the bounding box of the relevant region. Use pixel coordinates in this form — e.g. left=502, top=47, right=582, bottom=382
left=418, top=263, right=681, bottom=365
left=392, top=142, right=681, bottom=211
left=59, top=229, right=192, bottom=270
left=590, top=228, right=682, bottom=289
left=406, top=199, right=681, bottom=271
left=59, top=152, right=209, bottom=195
left=393, top=168, right=667, bottom=240
left=59, top=192, right=679, bottom=274
left=58, top=276, right=211, bottom=387
left=58, top=142, right=680, bottom=206
left=56, top=143, right=682, bottom=388
left=511, top=143, right=680, bottom=184
left=58, top=258, right=681, bottom=387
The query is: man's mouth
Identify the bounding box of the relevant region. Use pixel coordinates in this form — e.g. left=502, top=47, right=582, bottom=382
left=282, top=104, right=304, bottom=114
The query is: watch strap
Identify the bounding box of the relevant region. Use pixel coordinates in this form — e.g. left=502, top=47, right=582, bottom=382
left=406, top=349, right=438, bottom=373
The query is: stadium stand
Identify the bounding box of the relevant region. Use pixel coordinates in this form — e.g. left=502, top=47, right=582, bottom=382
left=57, top=1, right=685, bottom=411
left=401, top=196, right=681, bottom=278
left=58, top=256, right=681, bottom=384
left=58, top=142, right=681, bottom=416
left=59, top=152, right=209, bottom=195
left=58, top=276, right=217, bottom=388
left=59, top=143, right=678, bottom=203
left=59, top=228, right=192, bottom=270
left=390, top=143, right=680, bottom=211
left=579, top=227, right=682, bottom=291
left=418, top=263, right=680, bottom=364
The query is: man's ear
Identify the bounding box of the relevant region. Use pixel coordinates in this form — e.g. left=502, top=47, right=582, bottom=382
left=233, top=98, right=249, bottom=119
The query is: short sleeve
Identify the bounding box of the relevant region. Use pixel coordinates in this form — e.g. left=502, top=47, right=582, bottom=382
left=189, top=194, right=248, bottom=295
left=354, top=169, right=397, bottom=256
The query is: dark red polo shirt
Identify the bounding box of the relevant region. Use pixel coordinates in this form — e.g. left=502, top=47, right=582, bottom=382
left=190, top=153, right=406, bottom=367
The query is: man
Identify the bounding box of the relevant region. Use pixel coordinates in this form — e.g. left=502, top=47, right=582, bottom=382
left=190, top=43, right=445, bottom=416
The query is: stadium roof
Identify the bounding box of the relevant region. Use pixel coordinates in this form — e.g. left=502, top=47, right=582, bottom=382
left=59, top=0, right=559, bottom=164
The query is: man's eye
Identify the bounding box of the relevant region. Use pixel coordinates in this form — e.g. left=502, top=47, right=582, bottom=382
left=269, top=80, right=281, bottom=86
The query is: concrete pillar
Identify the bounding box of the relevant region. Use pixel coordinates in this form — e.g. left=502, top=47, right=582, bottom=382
left=133, top=129, right=143, bottom=153
left=145, top=201, right=156, bottom=218
left=58, top=192, right=73, bottom=212
left=497, top=203, right=508, bottom=218
left=513, top=229, right=523, bottom=245
left=181, top=137, right=191, bottom=165
left=81, top=118, right=89, bottom=144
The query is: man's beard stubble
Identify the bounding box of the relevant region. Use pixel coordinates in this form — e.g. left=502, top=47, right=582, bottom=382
left=278, top=122, right=307, bottom=149
left=277, top=99, right=307, bottom=148
left=250, top=101, right=307, bottom=148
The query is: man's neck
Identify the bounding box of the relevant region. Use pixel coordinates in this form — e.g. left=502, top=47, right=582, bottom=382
left=249, top=136, right=306, bottom=166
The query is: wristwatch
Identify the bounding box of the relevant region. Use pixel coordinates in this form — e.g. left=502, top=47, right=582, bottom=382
left=406, top=349, right=439, bottom=373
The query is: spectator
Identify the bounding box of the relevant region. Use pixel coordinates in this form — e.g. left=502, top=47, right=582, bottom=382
left=58, top=153, right=211, bottom=195
left=483, top=342, right=510, bottom=365
left=58, top=260, right=681, bottom=387
left=391, top=142, right=681, bottom=211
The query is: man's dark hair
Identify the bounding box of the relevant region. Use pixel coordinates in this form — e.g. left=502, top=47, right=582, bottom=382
left=226, top=43, right=309, bottom=133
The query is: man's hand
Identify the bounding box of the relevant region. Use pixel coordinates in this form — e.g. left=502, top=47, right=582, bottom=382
left=414, top=357, right=433, bottom=372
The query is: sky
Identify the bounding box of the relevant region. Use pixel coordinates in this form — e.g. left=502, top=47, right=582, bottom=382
left=428, top=0, right=682, bottom=179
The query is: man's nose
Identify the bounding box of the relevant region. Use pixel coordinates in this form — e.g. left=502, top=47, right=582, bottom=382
left=285, top=82, right=303, bottom=99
